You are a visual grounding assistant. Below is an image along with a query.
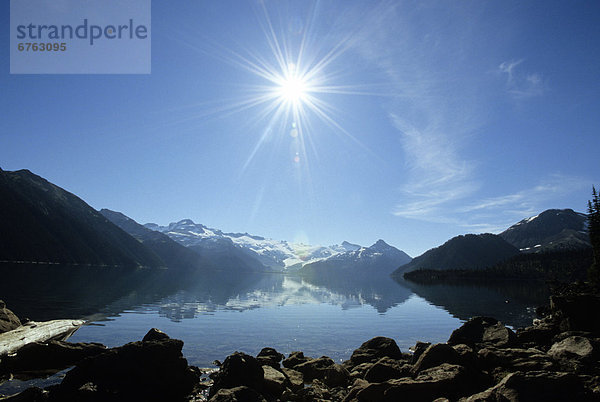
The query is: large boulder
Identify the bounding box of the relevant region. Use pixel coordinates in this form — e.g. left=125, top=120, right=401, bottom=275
left=0, top=300, right=21, bottom=333
left=282, top=351, right=310, bottom=369
left=516, top=318, right=561, bottom=348
left=345, top=337, right=403, bottom=368
left=294, top=356, right=350, bottom=387
left=412, top=343, right=463, bottom=374
left=0, top=386, right=49, bottom=401
left=0, top=340, right=106, bottom=379
left=548, top=336, right=595, bottom=362
left=448, top=317, right=516, bottom=348
left=280, top=367, right=303, bottom=391
left=477, top=347, right=555, bottom=372
left=461, top=371, right=587, bottom=402
left=209, top=386, right=266, bottom=402
left=345, top=364, right=478, bottom=402
left=410, top=341, right=431, bottom=364
left=261, top=365, right=286, bottom=397
left=295, top=378, right=348, bottom=401
left=256, top=347, right=284, bottom=369
left=209, top=352, right=264, bottom=398
left=51, top=329, right=199, bottom=401
left=364, top=357, right=412, bottom=383
left=389, top=364, right=472, bottom=402
left=550, top=293, right=600, bottom=333
left=142, top=328, right=170, bottom=342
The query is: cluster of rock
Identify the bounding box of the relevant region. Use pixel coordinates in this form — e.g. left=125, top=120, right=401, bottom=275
left=1, top=284, right=599, bottom=401
left=206, top=283, right=600, bottom=401
left=1, top=328, right=205, bottom=401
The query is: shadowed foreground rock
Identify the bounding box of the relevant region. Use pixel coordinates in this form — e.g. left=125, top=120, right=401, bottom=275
left=49, top=329, right=200, bottom=401
left=0, top=340, right=106, bottom=380
left=0, top=301, right=21, bottom=334
left=0, top=328, right=202, bottom=402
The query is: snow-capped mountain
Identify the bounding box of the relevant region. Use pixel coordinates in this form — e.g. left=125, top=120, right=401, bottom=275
left=499, top=209, right=590, bottom=252
left=301, top=239, right=412, bottom=276
left=144, top=219, right=409, bottom=272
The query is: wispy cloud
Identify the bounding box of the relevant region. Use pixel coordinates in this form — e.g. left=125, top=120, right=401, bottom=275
left=390, top=115, right=478, bottom=220
left=342, top=4, right=577, bottom=234
left=460, top=174, right=589, bottom=217
left=396, top=173, right=589, bottom=232
left=499, top=59, right=546, bottom=98
left=341, top=3, right=484, bottom=222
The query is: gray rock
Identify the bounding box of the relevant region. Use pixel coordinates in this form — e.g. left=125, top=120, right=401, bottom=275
left=354, top=381, right=390, bottom=402
left=412, top=343, right=462, bottom=374
left=448, top=317, right=516, bottom=348
left=516, top=319, right=560, bottom=348
left=342, top=378, right=370, bottom=402
left=478, top=347, right=555, bottom=372
left=345, top=363, right=478, bottom=402
left=142, top=328, right=170, bottom=342
left=261, top=365, right=286, bottom=397
left=294, top=356, right=349, bottom=387
left=364, top=356, right=412, bottom=382
left=345, top=337, right=403, bottom=368
left=0, top=340, right=106, bottom=379
left=550, top=293, right=600, bottom=333
left=256, top=347, right=284, bottom=369
left=282, top=351, right=310, bottom=369
left=209, top=386, right=266, bottom=402
left=0, top=300, right=21, bottom=334
left=385, top=363, right=472, bottom=402
left=281, top=367, right=303, bottom=391
left=209, top=352, right=264, bottom=398
left=410, top=341, right=431, bottom=364
left=0, top=386, right=48, bottom=401
left=52, top=335, right=199, bottom=401
left=548, top=336, right=594, bottom=361
left=296, top=378, right=333, bottom=401
left=348, top=362, right=375, bottom=380
left=460, top=371, right=586, bottom=402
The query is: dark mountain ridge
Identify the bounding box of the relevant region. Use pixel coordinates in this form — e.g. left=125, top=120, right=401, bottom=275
left=100, top=209, right=210, bottom=272
left=0, top=168, right=164, bottom=268
left=499, top=208, right=589, bottom=252
left=393, top=233, right=519, bottom=276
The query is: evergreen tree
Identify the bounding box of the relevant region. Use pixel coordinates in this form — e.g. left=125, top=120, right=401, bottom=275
left=588, top=186, right=600, bottom=285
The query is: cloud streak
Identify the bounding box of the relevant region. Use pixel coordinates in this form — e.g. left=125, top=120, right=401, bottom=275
left=341, top=3, right=580, bottom=234
left=390, top=114, right=478, bottom=220
left=499, top=59, right=545, bottom=98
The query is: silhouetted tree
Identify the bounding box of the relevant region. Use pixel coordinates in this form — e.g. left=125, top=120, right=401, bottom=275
left=588, top=186, right=600, bottom=285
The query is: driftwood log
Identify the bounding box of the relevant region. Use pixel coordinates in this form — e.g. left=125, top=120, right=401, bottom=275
left=0, top=320, right=85, bottom=356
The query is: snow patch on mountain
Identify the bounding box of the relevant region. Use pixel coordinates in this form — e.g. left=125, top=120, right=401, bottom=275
left=143, top=219, right=395, bottom=271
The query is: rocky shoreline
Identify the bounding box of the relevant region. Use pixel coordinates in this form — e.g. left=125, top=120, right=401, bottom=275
left=1, top=283, right=599, bottom=401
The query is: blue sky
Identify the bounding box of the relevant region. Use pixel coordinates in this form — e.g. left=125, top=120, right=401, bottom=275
left=1, top=0, right=599, bottom=257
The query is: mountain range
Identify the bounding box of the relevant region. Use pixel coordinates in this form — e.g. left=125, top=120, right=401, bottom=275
left=143, top=219, right=410, bottom=273
left=0, top=168, right=591, bottom=280
left=0, top=168, right=410, bottom=274
left=394, top=208, right=591, bottom=277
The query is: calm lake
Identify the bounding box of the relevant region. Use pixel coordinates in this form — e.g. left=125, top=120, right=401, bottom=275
left=1, top=265, right=550, bottom=364
left=0, top=264, right=549, bottom=393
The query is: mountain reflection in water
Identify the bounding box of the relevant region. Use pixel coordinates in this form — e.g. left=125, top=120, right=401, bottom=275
left=0, top=264, right=549, bottom=331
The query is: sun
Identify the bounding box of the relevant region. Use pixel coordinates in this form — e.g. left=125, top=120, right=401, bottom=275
left=276, top=65, right=309, bottom=103
left=278, top=76, right=307, bottom=103
left=197, top=2, right=371, bottom=173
